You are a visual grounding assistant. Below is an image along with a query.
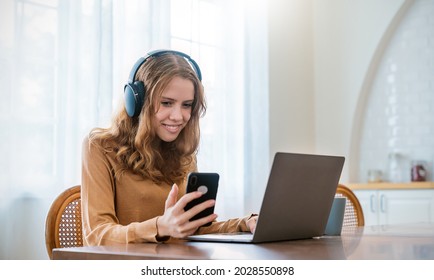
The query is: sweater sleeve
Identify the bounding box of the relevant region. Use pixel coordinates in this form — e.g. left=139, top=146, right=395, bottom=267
left=194, top=214, right=255, bottom=235
left=81, top=136, right=163, bottom=245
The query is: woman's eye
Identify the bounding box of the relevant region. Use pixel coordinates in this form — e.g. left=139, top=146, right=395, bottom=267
left=183, top=103, right=193, bottom=108
left=161, top=101, right=172, bottom=107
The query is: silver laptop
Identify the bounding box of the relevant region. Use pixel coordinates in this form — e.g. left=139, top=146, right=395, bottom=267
left=187, top=152, right=345, bottom=243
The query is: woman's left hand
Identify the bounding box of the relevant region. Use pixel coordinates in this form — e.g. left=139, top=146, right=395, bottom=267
left=247, top=214, right=258, bottom=233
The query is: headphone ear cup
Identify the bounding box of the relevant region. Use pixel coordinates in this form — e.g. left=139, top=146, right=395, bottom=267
left=124, top=81, right=145, bottom=117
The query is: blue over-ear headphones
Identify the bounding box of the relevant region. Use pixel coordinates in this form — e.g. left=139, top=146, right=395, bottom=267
left=124, top=49, right=202, bottom=118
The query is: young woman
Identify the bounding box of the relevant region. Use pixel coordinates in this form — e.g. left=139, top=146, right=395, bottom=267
left=81, top=50, right=257, bottom=245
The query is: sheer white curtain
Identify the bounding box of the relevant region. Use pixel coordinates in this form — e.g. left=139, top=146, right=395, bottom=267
left=0, top=0, right=268, bottom=259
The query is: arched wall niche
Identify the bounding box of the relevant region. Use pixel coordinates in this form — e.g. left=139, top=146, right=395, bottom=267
left=350, top=0, right=434, bottom=183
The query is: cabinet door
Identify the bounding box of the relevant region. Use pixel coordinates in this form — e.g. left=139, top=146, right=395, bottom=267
left=379, top=190, right=434, bottom=225
left=353, top=190, right=379, bottom=226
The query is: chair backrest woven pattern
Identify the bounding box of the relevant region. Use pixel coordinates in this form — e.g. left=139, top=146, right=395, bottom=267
left=57, top=198, right=83, bottom=248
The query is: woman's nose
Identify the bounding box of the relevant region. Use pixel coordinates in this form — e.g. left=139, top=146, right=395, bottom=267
left=169, top=105, right=183, bottom=121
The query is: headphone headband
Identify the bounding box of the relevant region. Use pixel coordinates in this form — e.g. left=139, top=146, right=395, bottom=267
left=124, top=49, right=202, bottom=118
left=128, top=49, right=202, bottom=83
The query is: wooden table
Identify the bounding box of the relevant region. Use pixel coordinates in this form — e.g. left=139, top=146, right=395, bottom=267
left=52, top=223, right=434, bottom=260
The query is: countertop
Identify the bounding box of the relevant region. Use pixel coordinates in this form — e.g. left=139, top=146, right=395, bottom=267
left=348, top=181, right=434, bottom=190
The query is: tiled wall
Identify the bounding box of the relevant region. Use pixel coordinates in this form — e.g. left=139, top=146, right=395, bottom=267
left=359, top=0, right=434, bottom=183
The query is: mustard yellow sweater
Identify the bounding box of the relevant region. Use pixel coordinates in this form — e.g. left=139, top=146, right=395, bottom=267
left=81, top=135, right=251, bottom=246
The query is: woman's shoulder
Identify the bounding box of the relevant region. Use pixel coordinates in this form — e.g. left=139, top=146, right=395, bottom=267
left=82, top=130, right=116, bottom=155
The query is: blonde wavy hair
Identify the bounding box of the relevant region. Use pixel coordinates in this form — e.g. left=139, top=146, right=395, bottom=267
left=89, top=53, right=206, bottom=185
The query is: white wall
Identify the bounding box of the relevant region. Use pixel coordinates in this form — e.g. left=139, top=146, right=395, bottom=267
left=268, top=0, right=315, bottom=164
left=268, top=0, right=406, bottom=183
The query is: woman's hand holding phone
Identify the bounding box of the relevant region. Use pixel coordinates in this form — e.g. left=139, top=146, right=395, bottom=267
left=156, top=183, right=218, bottom=239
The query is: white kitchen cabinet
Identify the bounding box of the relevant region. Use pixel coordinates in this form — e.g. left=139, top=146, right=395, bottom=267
left=353, top=189, right=434, bottom=226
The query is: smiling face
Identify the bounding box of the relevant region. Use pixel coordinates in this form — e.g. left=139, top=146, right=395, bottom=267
left=152, top=76, right=195, bottom=142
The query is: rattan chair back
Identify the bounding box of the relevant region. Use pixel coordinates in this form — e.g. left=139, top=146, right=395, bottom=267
left=335, top=184, right=365, bottom=227
left=45, top=185, right=83, bottom=259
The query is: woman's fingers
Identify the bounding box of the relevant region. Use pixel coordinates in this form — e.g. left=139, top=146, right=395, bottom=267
left=185, top=198, right=216, bottom=217
left=171, top=213, right=218, bottom=237
left=165, top=184, right=179, bottom=210
left=187, top=213, right=218, bottom=230
left=176, top=190, right=203, bottom=207
left=247, top=216, right=258, bottom=233
left=175, top=196, right=216, bottom=225
left=169, top=189, right=206, bottom=216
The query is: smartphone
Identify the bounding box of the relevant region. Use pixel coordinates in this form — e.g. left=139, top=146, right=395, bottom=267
left=184, top=172, right=219, bottom=227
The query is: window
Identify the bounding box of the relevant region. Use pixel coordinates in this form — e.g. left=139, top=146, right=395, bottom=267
left=0, top=0, right=268, bottom=259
